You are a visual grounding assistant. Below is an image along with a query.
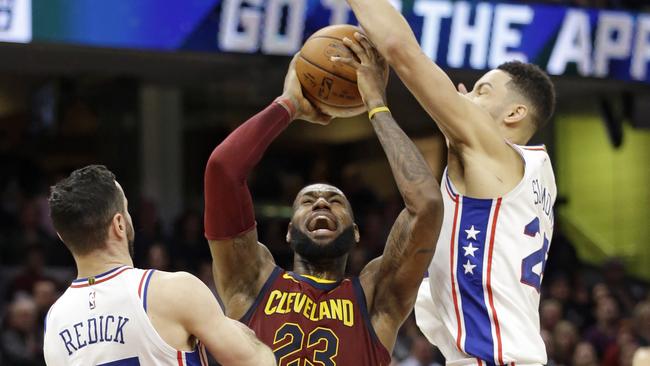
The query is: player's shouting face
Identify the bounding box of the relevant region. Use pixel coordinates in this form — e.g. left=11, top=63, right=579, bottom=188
left=287, top=183, right=360, bottom=263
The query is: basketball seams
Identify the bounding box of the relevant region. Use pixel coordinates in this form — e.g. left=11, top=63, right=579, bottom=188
left=302, top=87, right=365, bottom=109
left=307, top=35, right=349, bottom=43
left=298, top=55, right=358, bottom=85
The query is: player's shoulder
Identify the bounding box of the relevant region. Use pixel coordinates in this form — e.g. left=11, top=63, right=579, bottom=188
left=145, top=270, right=215, bottom=318
left=148, top=270, right=204, bottom=291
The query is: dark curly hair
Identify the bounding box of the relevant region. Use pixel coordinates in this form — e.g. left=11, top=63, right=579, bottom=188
left=497, top=61, right=556, bottom=130
left=49, top=165, right=124, bottom=255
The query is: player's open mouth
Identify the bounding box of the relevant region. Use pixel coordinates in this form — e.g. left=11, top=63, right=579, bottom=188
left=307, top=213, right=337, bottom=235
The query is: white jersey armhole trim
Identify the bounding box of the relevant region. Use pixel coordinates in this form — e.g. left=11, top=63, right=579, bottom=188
left=444, top=142, right=532, bottom=203
left=127, top=269, right=194, bottom=358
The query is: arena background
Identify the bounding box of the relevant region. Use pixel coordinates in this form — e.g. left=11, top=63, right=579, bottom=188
left=0, top=0, right=649, bottom=365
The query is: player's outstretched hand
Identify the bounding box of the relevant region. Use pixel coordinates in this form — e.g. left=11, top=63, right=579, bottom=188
left=281, top=54, right=333, bottom=125
left=331, top=32, right=388, bottom=111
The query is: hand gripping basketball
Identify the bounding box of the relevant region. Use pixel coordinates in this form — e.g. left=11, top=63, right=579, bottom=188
left=295, top=25, right=388, bottom=118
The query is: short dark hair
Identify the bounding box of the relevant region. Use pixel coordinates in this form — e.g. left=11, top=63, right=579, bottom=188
left=49, top=165, right=124, bottom=255
left=497, top=61, right=556, bottom=130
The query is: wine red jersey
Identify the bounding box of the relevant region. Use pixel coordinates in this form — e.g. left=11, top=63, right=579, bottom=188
left=242, top=267, right=391, bottom=366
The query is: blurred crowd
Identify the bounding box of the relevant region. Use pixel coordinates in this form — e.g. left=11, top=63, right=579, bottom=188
left=1, top=159, right=649, bottom=366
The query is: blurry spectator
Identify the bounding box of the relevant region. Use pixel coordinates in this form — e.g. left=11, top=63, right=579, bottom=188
left=603, top=259, right=642, bottom=314
left=603, top=319, right=639, bottom=366
left=359, top=211, right=389, bottom=256
left=146, top=242, right=171, bottom=271
left=341, top=164, right=379, bottom=223
left=3, top=197, right=58, bottom=265
left=31, top=280, right=57, bottom=328
left=593, top=283, right=612, bottom=304
left=0, top=296, right=42, bottom=366
left=584, top=295, right=621, bottom=356
left=6, top=246, right=53, bottom=301
left=620, top=342, right=640, bottom=366
left=132, top=198, right=163, bottom=264
left=197, top=261, right=217, bottom=296
left=347, top=246, right=369, bottom=276
left=170, top=210, right=210, bottom=273
left=554, top=320, right=579, bottom=365
left=548, top=274, right=572, bottom=304
left=632, top=348, right=650, bottom=366
left=398, top=336, right=441, bottom=366
left=633, top=301, right=650, bottom=346
left=541, top=299, right=564, bottom=331
left=541, top=329, right=557, bottom=366
left=573, top=341, right=599, bottom=366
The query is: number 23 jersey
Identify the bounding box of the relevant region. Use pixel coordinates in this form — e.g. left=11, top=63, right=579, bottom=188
left=415, top=145, right=556, bottom=366
left=242, top=267, right=391, bottom=366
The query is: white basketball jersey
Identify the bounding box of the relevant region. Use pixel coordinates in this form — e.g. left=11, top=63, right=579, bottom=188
left=44, top=266, right=209, bottom=366
left=415, top=145, right=556, bottom=366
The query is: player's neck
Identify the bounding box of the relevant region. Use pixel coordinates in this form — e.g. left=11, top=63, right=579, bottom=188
left=73, top=247, right=134, bottom=279
left=293, top=255, right=347, bottom=281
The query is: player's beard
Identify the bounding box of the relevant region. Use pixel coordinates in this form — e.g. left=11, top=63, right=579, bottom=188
left=126, top=220, right=135, bottom=259
left=289, top=225, right=355, bottom=263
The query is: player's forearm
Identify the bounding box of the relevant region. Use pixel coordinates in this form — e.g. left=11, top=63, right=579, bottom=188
left=346, top=0, right=418, bottom=63
left=214, top=319, right=277, bottom=366
left=227, top=341, right=275, bottom=366
left=346, top=0, right=465, bottom=139
left=249, top=344, right=276, bottom=366
left=204, top=101, right=292, bottom=240
left=369, top=111, right=440, bottom=215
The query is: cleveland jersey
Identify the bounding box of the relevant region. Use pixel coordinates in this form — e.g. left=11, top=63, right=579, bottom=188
left=415, top=145, right=556, bottom=366
left=44, top=266, right=208, bottom=366
left=242, top=267, right=391, bottom=366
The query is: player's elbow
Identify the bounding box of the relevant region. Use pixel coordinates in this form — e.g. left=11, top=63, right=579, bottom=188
left=415, top=189, right=443, bottom=221
left=383, top=36, right=418, bottom=73
left=234, top=343, right=276, bottom=366
left=258, top=347, right=277, bottom=366
left=383, top=36, right=405, bottom=65
left=205, top=147, right=236, bottom=182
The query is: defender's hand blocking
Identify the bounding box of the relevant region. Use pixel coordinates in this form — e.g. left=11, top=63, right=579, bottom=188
left=281, top=54, right=333, bottom=125
left=331, top=33, right=389, bottom=110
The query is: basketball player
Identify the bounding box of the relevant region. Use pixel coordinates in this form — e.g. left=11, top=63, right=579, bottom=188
left=43, top=165, right=276, bottom=366
left=204, top=42, right=442, bottom=364
left=344, top=1, right=557, bottom=365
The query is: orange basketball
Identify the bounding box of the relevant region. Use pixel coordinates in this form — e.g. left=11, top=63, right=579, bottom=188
left=296, top=25, right=372, bottom=118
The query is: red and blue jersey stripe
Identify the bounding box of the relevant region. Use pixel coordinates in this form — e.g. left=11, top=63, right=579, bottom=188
left=447, top=174, right=507, bottom=366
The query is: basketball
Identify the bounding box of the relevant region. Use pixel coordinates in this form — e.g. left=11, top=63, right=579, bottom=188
left=296, top=25, right=379, bottom=118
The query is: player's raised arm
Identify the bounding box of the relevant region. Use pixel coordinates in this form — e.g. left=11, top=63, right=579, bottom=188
left=333, top=35, right=442, bottom=350
left=344, top=0, right=504, bottom=152
left=149, top=271, right=277, bottom=366
left=204, top=56, right=331, bottom=319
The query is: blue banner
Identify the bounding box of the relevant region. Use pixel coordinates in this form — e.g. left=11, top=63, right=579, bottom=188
left=15, top=0, right=650, bottom=83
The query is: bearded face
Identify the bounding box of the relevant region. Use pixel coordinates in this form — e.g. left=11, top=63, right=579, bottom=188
left=288, top=184, right=359, bottom=263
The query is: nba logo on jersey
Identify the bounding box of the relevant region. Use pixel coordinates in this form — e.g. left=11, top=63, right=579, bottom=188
left=89, top=290, right=96, bottom=310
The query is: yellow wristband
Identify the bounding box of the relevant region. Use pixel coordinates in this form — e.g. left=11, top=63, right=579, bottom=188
left=368, top=106, right=390, bottom=120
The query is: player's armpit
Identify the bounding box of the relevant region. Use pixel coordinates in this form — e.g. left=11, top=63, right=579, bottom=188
left=375, top=209, right=441, bottom=312
left=208, top=230, right=276, bottom=320
left=204, top=102, right=290, bottom=318
left=362, top=207, right=442, bottom=351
